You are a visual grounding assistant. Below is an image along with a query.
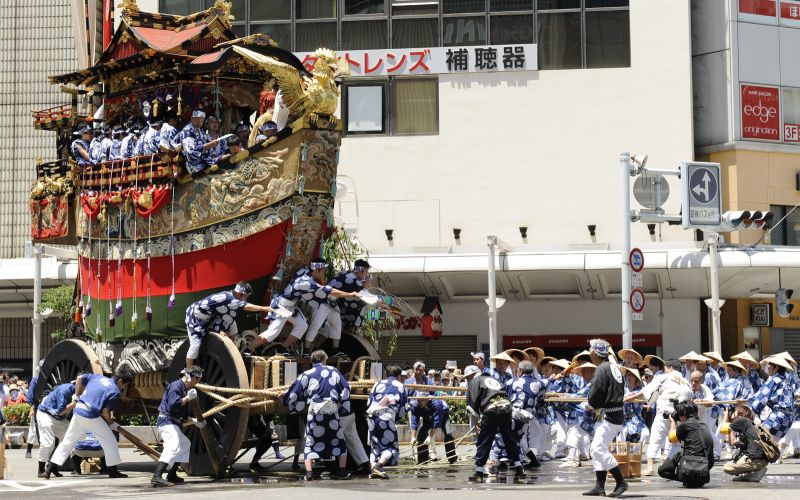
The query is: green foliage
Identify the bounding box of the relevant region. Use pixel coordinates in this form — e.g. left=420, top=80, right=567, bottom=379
left=322, top=226, right=398, bottom=355
left=2, top=403, right=32, bottom=426
left=447, top=400, right=469, bottom=424
left=39, top=284, right=74, bottom=341
left=117, top=413, right=149, bottom=426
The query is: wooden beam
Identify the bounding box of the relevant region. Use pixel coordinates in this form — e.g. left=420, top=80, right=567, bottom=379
left=189, top=399, right=226, bottom=478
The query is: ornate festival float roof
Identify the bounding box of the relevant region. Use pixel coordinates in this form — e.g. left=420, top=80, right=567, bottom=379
left=30, top=0, right=346, bottom=347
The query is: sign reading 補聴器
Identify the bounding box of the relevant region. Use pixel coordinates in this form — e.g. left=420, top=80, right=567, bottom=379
left=295, top=45, right=537, bottom=77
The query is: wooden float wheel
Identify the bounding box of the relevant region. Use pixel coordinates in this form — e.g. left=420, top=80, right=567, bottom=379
left=35, top=339, right=103, bottom=402
left=167, top=333, right=249, bottom=476
left=334, top=332, right=380, bottom=360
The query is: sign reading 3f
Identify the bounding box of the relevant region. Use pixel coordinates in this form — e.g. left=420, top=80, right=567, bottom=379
left=681, top=162, right=722, bottom=229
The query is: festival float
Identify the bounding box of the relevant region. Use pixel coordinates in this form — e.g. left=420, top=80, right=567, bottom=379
left=30, top=0, right=381, bottom=475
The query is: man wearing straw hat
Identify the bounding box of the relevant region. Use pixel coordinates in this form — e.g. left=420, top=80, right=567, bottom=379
left=486, top=351, right=517, bottom=470
left=732, top=351, right=766, bottom=392
left=583, top=338, right=627, bottom=497
left=712, top=359, right=755, bottom=459
left=703, top=352, right=727, bottom=382
left=678, top=352, right=710, bottom=382
left=550, top=357, right=582, bottom=460
left=618, top=348, right=643, bottom=370
left=510, top=360, right=546, bottom=469
left=543, top=358, right=572, bottom=461
left=621, top=367, right=646, bottom=444
left=559, top=362, right=596, bottom=469
left=748, top=355, right=795, bottom=439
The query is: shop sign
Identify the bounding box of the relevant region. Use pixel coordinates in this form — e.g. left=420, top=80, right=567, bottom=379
left=740, top=0, right=777, bottom=16
left=781, top=1, right=800, bottom=21
left=296, top=44, right=537, bottom=77
left=503, top=334, right=663, bottom=350
left=785, top=123, right=800, bottom=142
left=741, top=84, right=781, bottom=141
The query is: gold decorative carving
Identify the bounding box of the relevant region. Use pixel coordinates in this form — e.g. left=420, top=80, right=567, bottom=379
left=210, top=1, right=234, bottom=27
left=119, top=0, right=139, bottom=17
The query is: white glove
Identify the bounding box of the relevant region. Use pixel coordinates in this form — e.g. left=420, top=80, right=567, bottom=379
left=192, top=419, right=206, bottom=429
left=186, top=388, right=198, bottom=401
left=423, top=437, right=431, bottom=445
left=109, top=422, right=120, bottom=431
left=410, top=437, right=418, bottom=446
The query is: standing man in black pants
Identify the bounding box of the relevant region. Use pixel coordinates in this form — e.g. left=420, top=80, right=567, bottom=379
left=466, top=368, right=525, bottom=481
left=584, top=338, right=628, bottom=497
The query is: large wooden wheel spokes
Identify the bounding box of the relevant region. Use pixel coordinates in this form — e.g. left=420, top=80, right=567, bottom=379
left=167, top=334, right=249, bottom=476
left=36, top=339, right=103, bottom=401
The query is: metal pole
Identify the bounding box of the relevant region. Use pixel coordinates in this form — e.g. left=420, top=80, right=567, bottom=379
left=708, top=233, right=722, bottom=353
left=32, top=243, right=43, bottom=376
left=487, top=235, right=498, bottom=360
left=620, top=153, right=633, bottom=349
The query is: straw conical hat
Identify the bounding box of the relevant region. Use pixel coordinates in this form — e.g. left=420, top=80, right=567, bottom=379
left=539, top=356, right=557, bottom=365
left=721, top=360, right=747, bottom=373
left=550, top=359, right=570, bottom=370
left=618, top=348, right=643, bottom=363
left=703, top=351, right=724, bottom=363
left=503, top=349, right=529, bottom=363
left=523, top=347, right=545, bottom=362
left=644, top=354, right=665, bottom=366
left=490, top=352, right=515, bottom=363
left=679, top=351, right=710, bottom=362
left=763, top=355, right=793, bottom=371
left=576, top=362, right=597, bottom=373
left=621, top=366, right=642, bottom=384
left=775, top=351, right=797, bottom=366
left=731, top=351, right=758, bottom=367
left=572, top=350, right=592, bottom=363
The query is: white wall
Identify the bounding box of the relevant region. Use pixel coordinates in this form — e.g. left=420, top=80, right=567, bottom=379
left=338, top=0, right=695, bottom=252
left=396, top=298, right=701, bottom=360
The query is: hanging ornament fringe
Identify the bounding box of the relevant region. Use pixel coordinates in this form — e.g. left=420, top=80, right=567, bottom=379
left=301, top=142, right=308, bottom=162
left=116, top=187, right=124, bottom=318
left=130, top=161, right=139, bottom=332
left=286, top=235, right=293, bottom=256
left=327, top=207, right=333, bottom=227
left=107, top=161, right=115, bottom=329
left=330, top=181, right=337, bottom=198
left=131, top=311, right=138, bottom=332
left=75, top=298, right=83, bottom=323
left=292, top=206, right=298, bottom=224
left=298, top=175, right=305, bottom=194
left=272, top=265, right=284, bottom=282
left=168, top=175, right=176, bottom=309
left=334, top=145, right=340, bottom=165
left=145, top=156, right=155, bottom=324
left=319, top=235, right=325, bottom=258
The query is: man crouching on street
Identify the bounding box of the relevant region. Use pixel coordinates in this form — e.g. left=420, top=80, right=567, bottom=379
left=584, top=338, right=629, bottom=497
left=151, top=365, right=205, bottom=487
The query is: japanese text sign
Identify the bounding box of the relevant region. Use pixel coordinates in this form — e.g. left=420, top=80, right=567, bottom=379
left=296, top=44, right=537, bottom=77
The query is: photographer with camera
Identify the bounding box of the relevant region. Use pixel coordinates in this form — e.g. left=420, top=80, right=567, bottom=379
left=657, top=401, right=715, bottom=488
left=626, top=359, right=692, bottom=475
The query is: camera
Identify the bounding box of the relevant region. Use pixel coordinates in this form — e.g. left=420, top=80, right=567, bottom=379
left=662, top=398, right=680, bottom=420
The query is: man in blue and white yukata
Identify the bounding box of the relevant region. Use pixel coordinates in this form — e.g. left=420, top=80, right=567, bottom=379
left=281, top=350, right=352, bottom=481
left=512, top=359, right=548, bottom=468
left=749, top=355, right=795, bottom=439
left=246, top=258, right=360, bottom=355
left=409, top=396, right=457, bottom=464
left=184, top=280, right=273, bottom=367
left=35, top=381, right=76, bottom=477
left=138, top=120, right=163, bottom=156
left=108, top=125, right=125, bottom=160
left=70, top=125, right=94, bottom=166
left=366, top=365, right=409, bottom=479
left=179, top=110, right=220, bottom=174
left=151, top=365, right=204, bottom=487
left=560, top=362, right=596, bottom=468
left=44, top=368, right=133, bottom=479
left=159, top=114, right=180, bottom=152
left=120, top=122, right=142, bottom=159
left=89, top=127, right=107, bottom=163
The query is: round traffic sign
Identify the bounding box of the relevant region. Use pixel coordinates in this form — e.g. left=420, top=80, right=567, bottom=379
left=689, top=167, right=718, bottom=204
left=630, top=288, right=646, bottom=313
left=633, top=174, right=670, bottom=209
left=629, top=247, right=644, bottom=272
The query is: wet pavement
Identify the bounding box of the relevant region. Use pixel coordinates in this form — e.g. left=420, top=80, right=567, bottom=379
left=3, top=446, right=800, bottom=499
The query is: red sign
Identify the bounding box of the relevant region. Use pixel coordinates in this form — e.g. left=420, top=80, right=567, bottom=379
left=781, top=1, right=800, bottom=20
left=741, top=85, right=781, bottom=141
left=503, top=334, right=663, bottom=350
left=103, top=0, right=113, bottom=50
left=629, top=247, right=644, bottom=272
left=785, top=123, right=800, bottom=142
left=740, top=0, right=777, bottom=16
left=630, top=288, right=646, bottom=313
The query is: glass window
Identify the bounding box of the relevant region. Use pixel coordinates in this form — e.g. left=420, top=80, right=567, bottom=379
left=159, top=0, right=204, bottom=15
left=585, top=10, right=630, bottom=68
left=537, top=12, right=581, bottom=69
left=296, top=22, right=337, bottom=51
left=393, top=18, right=439, bottom=48
left=230, top=0, right=247, bottom=22
left=490, top=15, right=534, bottom=44
left=784, top=88, right=800, bottom=142
left=770, top=205, right=800, bottom=246
left=251, top=0, right=291, bottom=20
left=393, top=0, right=439, bottom=16
left=537, top=0, right=580, bottom=9
left=344, top=0, right=386, bottom=15
left=490, top=0, right=533, bottom=11
left=342, top=20, right=388, bottom=49
left=394, top=78, right=437, bottom=135
left=346, top=84, right=386, bottom=133
left=232, top=24, right=247, bottom=38
left=251, top=23, right=292, bottom=49
left=297, top=0, right=337, bottom=18
left=443, top=16, right=487, bottom=46
left=443, top=0, right=486, bottom=14
left=585, top=0, right=629, bottom=7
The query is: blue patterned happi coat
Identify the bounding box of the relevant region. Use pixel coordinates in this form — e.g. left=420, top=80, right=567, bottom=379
left=367, top=376, right=408, bottom=465
left=282, top=363, right=351, bottom=460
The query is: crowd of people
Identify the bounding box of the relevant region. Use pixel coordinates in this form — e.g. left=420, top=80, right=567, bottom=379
left=69, top=110, right=280, bottom=177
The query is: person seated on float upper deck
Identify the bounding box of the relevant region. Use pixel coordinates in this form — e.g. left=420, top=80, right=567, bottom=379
left=158, top=114, right=180, bottom=152
left=70, top=125, right=94, bottom=166
left=204, top=115, right=227, bottom=163
left=120, top=121, right=142, bottom=159
left=255, top=121, right=278, bottom=143
left=138, top=119, right=163, bottom=156
left=108, top=125, right=125, bottom=161
left=235, top=122, right=251, bottom=144
left=178, top=110, right=220, bottom=175
left=217, top=137, right=243, bottom=165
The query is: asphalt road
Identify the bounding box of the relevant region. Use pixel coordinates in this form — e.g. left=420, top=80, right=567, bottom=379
left=2, top=446, right=800, bottom=499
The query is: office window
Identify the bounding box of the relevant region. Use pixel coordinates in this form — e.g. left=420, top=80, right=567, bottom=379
left=585, top=10, right=630, bottom=68
left=251, top=0, right=291, bottom=20
left=393, top=18, right=439, bottom=48
left=297, top=0, right=337, bottom=18
left=296, top=22, right=337, bottom=51
left=443, top=0, right=486, bottom=14
left=393, top=0, right=439, bottom=15
left=394, top=78, right=438, bottom=135
left=230, top=0, right=248, bottom=21
left=232, top=24, right=247, bottom=38
left=343, top=20, right=388, bottom=49
left=346, top=84, right=386, bottom=133
left=491, top=15, right=534, bottom=44
left=443, top=16, right=487, bottom=46
left=159, top=0, right=204, bottom=15
left=770, top=205, right=800, bottom=246
left=345, top=0, right=386, bottom=15
left=537, top=0, right=580, bottom=8
left=585, top=0, right=628, bottom=7
left=537, top=12, right=581, bottom=69
left=251, top=23, right=292, bottom=48
left=783, top=88, right=800, bottom=141
left=490, top=0, right=533, bottom=11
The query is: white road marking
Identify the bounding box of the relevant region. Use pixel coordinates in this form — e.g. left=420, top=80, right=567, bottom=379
left=0, top=479, right=91, bottom=492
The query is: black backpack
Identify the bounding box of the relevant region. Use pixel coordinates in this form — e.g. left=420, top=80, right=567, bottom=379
left=754, top=423, right=781, bottom=463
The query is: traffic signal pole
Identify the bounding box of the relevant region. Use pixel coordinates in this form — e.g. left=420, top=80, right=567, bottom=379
left=708, top=234, right=722, bottom=353
left=620, top=153, right=633, bottom=350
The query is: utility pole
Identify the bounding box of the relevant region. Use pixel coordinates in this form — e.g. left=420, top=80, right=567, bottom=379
left=486, top=235, right=510, bottom=360
left=708, top=233, right=722, bottom=353
left=620, top=153, right=633, bottom=349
